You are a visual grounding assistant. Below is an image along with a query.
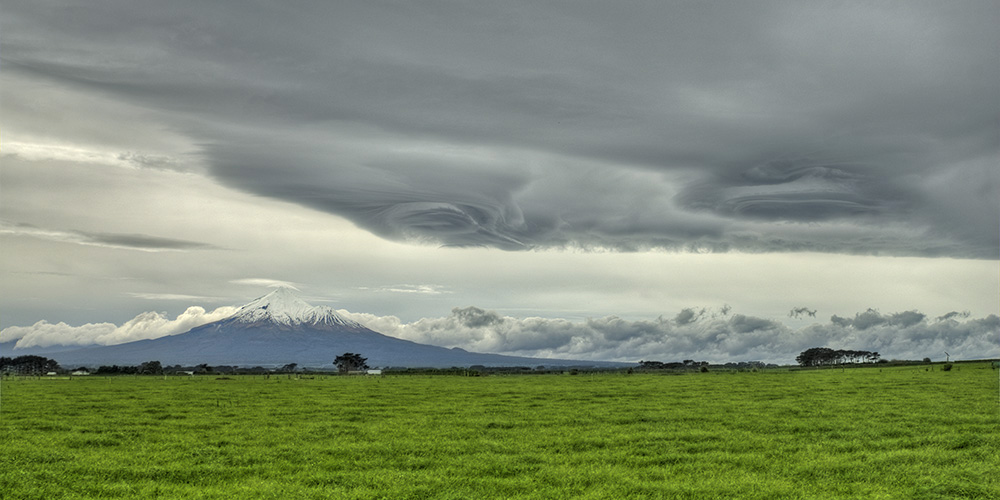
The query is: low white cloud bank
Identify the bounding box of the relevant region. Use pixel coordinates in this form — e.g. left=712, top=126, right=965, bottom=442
left=339, top=307, right=999, bottom=365
left=4, top=305, right=995, bottom=365
left=1, top=306, right=238, bottom=349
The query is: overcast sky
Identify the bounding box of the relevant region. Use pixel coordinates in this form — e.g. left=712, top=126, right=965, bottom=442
left=2, top=1, right=997, bottom=363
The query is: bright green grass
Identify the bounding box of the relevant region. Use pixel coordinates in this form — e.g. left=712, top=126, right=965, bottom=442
left=2, top=364, right=998, bottom=499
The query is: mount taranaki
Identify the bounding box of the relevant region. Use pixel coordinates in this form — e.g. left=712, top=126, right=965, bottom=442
left=18, top=288, right=623, bottom=369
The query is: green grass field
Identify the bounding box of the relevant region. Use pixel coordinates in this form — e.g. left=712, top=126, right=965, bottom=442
left=2, top=363, right=998, bottom=499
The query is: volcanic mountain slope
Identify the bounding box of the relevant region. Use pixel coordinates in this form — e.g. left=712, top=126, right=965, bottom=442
left=218, top=287, right=369, bottom=330
left=40, top=288, right=624, bottom=368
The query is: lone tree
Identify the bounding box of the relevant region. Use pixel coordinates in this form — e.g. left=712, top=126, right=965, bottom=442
left=334, top=353, right=369, bottom=374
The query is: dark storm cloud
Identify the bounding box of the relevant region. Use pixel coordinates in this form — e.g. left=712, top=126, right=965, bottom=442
left=4, top=0, right=998, bottom=257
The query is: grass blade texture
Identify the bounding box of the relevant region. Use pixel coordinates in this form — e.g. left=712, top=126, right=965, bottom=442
left=2, top=363, right=998, bottom=499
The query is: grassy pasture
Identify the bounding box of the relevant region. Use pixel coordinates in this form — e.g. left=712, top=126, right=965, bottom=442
left=2, top=363, right=998, bottom=499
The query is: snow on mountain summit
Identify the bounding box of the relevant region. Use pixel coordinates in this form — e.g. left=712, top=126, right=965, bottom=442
left=227, top=287, right=364, bottom=329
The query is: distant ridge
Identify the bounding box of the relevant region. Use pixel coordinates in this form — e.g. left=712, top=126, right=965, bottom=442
left=19, top=289, right=627, bottom=369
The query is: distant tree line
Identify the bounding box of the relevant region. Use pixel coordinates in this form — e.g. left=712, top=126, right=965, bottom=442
left=91, top=362, right=308, bottom=375
left=637, top=360, right=708, bottom=370
left=378, top=365, right=622, bottom=376
left=796, top=347, right=880, bottom=367
left=720, top=361, right=780, bottom=371
left=95, top=361, right=164, bottom=375
left=0, top=355, right=61, bottom=375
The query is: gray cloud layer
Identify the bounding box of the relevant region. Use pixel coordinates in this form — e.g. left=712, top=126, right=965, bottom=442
left=4, top=1, right=998, bottom=257
left=6, top=303, right=994, bottom=365
left=345, top=306, right=998, bottom=364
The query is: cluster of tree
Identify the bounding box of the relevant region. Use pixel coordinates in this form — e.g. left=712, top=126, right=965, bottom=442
left=333, top=353, right=369, bottom=373
left=796, top=347, right=880, bottom=367
left=379, top=365, right=622, bottom=376
left=88, top=361, right=343, bottom=376
left=637, top=360, right=708, bottom=370
left=722, top=361, right=779, bottom=371
left=0, top=355, right=61, bottom=375
left=92, top=363, right=287, bottom=375
left=95, top=361, right=164, bottom=375
left=187, top=364, right=247, bottom=374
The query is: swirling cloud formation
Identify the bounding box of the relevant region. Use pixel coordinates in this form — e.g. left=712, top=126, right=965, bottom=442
left=3, top=1, right=996, bottom=257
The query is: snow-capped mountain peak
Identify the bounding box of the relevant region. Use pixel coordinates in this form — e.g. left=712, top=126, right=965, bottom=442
left=226, top=287, right=364, bottom=329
